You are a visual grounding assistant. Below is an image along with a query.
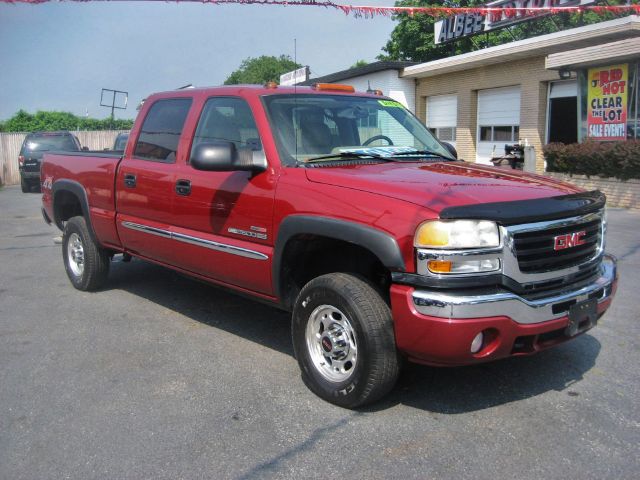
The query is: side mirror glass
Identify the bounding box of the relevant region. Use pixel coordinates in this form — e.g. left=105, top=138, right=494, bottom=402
left=190, top=141, right=266, bottom=173
left=82, top=146, right=89, bottom=151
left=441, top=142, right=458, bottom=160
left=191, top=141, right=235, bottom=171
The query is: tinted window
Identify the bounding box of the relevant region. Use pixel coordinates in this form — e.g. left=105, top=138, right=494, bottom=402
left=21, top=134, right=78, bottom=154
left=190, top=97, right=261, bottom=159
left=134, top=98, right=192, bottom=162
left=114, top=133, right=129, bottom=151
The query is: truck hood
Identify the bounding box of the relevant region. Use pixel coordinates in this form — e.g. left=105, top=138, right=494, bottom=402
left=304, top=161, right=582, bottom=214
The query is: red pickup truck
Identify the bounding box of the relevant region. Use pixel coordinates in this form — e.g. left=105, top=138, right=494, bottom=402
left=41, top=84, right=617, bottom=407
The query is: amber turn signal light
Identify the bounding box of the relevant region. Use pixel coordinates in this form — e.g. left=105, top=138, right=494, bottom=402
left=427, top=260, right=452, bottom=273
left=312, top=83, right=355, bottom=93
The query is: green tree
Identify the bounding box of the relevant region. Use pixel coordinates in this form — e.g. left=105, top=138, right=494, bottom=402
left=224, top=55, right=301, bottom=85
left=378, top=0, right=630, bottom=63
left=0, top=110, right=134, bottom=133
left=351, top=60, right=369, bottom=68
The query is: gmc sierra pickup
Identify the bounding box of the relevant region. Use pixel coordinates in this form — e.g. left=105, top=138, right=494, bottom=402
left=41, top=84, right=617, bottom=407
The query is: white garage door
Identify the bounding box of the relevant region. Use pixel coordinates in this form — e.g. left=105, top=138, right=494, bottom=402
left=476, top=86, right=521, bottom=164
left=426, top=94, right=458, bottom=147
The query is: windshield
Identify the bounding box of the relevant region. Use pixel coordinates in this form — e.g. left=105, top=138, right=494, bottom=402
left=22, top=134, right=78, bottom=153
left=262, top=94, right=453, bottom=165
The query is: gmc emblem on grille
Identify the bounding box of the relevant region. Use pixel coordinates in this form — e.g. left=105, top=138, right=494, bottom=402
left=553, top=231, right=587, bottom=251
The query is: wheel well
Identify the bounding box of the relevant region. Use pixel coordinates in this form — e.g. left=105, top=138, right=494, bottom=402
left=279, top=235, right=391, bottom=310
left=53, top=190, right=83, bottom=228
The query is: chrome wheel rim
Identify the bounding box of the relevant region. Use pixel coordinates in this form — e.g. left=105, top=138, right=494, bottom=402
left=305, top=304, right=358, bottom=382
left=67, top=232, right=85, bottom=277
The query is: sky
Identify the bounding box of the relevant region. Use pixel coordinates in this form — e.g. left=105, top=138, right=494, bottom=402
left=0, top=1, right=398, bottom=121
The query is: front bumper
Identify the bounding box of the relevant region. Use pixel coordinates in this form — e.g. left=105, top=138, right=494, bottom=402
left=391, top=254, right=617, bottom=366
left=412, top=255, right=616, bottom=324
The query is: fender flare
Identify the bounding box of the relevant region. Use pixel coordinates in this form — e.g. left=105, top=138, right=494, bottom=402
left=51, top=179, right=98, bottom=242
left=273, top=215, right=405, bottom=300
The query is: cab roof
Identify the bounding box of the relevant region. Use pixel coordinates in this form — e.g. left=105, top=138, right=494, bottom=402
left=147, top=84, right=385, bottom=101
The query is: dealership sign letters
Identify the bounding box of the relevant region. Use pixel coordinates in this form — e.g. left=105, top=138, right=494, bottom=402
left=587, top=64, right=628, bottom=141
left=434, top=0, right=597, bottom=44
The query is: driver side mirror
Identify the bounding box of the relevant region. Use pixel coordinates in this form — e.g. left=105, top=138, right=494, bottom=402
left=441, top=142, right=458, bottom=160
left=190, top=141, right=266, bottom=173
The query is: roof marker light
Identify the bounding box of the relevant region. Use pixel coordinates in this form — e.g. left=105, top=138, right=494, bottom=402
left=312, top=83, right=355, bottom=93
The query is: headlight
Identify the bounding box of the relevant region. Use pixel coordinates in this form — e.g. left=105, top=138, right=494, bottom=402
left=414, top=220, right=500, bottom=249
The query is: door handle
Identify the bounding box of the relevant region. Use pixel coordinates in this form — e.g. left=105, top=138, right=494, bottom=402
left=124, top=174, right=136, bottom=188
left=175, top=179, right=191, bottom=196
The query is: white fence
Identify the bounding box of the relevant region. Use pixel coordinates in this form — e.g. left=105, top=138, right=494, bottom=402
left=0, top=130, right=128, bottom=186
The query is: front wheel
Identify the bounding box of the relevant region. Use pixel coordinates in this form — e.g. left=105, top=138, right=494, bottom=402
left=62, top=216, right=110, bottom=291
left=292, top=273, right=400, bottom=408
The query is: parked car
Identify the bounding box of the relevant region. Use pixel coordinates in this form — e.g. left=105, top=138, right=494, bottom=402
left=112, top=132, right=129, bottom=151
left=41, top=84, right=617, bottom=407
left=19, top=131, right=82, bottom=192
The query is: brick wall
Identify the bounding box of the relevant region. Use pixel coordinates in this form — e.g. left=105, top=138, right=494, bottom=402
left=415, top=56, right=559, bottom=172
left=546, top=172, right=640, bottom=209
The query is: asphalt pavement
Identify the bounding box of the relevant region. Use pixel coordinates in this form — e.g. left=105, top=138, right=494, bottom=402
left=0, top=185, right=638, bottom=480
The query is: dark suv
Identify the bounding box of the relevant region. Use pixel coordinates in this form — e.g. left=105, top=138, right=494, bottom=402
left=19, top=131, right=82, bottom=192
left=112, top=132, right=129, bottom=151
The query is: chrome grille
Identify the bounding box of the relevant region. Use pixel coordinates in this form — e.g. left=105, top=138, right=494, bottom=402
left=513, top=216, right=602, bottom=273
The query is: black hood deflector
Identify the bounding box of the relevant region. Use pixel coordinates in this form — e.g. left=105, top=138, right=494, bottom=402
left=439, top=190, right=606, bottom=226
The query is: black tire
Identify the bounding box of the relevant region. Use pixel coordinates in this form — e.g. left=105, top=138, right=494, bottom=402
left=20, top=178, right=29, bottom=193
left=62, top=216, right=110, bottom=291
left=292, top=273, right=400, bottom=408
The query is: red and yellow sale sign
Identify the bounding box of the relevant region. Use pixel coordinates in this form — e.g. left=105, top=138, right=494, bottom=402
left=587, top=64, right=628, bottom=141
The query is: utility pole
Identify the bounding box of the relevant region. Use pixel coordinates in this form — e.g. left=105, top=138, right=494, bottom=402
left=100, top=88, right=128, bottom=129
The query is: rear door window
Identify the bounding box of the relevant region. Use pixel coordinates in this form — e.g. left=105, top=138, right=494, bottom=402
left=134, top=98, right=192, bottom=162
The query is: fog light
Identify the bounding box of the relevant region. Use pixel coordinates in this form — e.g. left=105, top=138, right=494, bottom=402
left=470, top=332, right=484, bottom=353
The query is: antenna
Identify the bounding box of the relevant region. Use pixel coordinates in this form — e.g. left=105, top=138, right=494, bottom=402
left=294, top=38, right=298, bottom=160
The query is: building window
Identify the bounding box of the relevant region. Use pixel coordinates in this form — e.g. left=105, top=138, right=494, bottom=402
left=429, top=127, right=456, bottom=142
left=427, top=94, right=458, bottom=146
left=478, top=125, right=519, bottom=142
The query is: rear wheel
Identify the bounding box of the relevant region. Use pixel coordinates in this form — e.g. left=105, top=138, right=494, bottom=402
left=62, top=216, right=110, bottom=291
left=20, top=178, right=29, bottom=193
left=292, top=273, right=400, bottom=408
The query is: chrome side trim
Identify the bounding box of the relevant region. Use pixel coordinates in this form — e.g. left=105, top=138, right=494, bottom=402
left=121, top=221, right=268, bottom=261
left=412, top=254, right=616, bottom=324
left=172, top=231, right=269, bottom=260
left=122, top=221, right=171, bottom=239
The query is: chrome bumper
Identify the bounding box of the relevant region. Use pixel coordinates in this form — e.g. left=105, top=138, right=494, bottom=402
left=412, top=254, right=617, bottom=324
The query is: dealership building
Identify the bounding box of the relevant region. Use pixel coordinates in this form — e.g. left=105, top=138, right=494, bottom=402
left=305, top=15, right=640, bottom=173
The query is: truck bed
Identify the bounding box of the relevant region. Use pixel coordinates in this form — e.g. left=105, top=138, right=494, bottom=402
left=41, top=151, right=123, bottom=249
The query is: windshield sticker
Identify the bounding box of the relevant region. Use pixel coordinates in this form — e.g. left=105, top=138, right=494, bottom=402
left=378, top=100, right=404, bottom=108
left=339, top=146, right=418, bottom=156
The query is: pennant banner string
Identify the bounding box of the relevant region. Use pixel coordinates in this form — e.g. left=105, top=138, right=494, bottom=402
left=2, top=0, right=639, bottom=19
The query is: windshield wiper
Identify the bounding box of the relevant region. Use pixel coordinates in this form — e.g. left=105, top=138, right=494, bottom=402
left=304, top=151, right=396, bottom=163
left=389, top=149, right=453, bottom=160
